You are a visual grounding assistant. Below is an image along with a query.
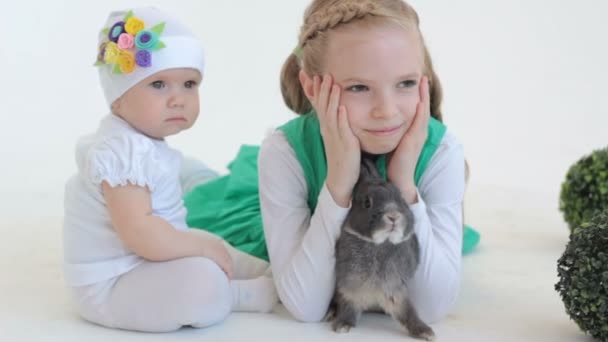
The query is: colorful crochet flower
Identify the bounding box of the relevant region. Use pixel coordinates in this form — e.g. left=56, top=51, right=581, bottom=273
left=118, top=50, right=136, bottom=73
left=117, top=33, right=134, bottom=50
left=124, top=16, right=145, bottom=35
left=135, top=30, right=159, bottom=50
left=103, top=42, right=120, bottom=64
left=94, top=10, right=166, bottom=74
left=96, top=42, right=107, bottom=64
left=135, top=50, right=151, bottom=67
left=108, top=21, right=125, bottom=43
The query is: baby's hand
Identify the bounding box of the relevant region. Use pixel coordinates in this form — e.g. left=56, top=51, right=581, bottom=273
left=201, top=237, right=234, bottom=279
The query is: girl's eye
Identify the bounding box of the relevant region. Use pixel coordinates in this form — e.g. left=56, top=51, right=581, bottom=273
left=397, top=80, right=417, bottom=88
left=151, top=80, right=165, bottom=89
left=185, top=80, right=198, bottom=89
left=345, top=84, right=369, bottom=93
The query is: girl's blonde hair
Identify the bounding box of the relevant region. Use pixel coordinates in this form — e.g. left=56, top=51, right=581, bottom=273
left=280, top=0, right=443, bottom=122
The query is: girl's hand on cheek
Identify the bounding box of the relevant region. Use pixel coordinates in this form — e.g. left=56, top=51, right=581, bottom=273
left=312, top=74, right=360, bottom=208
left=387, top=76, right=430, bottom=204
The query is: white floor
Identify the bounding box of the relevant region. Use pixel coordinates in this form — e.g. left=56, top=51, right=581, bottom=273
left=0, top=182, right=594, bottom=342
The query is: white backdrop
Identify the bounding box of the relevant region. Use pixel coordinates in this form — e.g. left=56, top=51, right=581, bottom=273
left=1, top=0, right=606, bottom=218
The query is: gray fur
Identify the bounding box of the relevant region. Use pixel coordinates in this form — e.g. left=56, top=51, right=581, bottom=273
left=330, top=157, right=435, bottom=340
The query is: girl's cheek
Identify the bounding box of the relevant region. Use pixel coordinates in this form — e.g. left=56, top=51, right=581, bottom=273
left=341, top=94, right=370, bottom=112
left=402, top=95, right=419, bottom=119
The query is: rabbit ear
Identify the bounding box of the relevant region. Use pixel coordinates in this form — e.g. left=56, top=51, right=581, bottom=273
left=360, top=156, right=381, bottom=181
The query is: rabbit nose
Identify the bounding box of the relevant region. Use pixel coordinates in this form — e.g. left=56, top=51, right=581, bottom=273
left=386, top=213, right=401, bottom=223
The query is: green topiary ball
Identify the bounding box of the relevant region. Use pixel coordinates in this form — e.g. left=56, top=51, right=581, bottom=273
left=555, top=210, right=608, bottom=340
left=559, top=146, right=608, bottom=231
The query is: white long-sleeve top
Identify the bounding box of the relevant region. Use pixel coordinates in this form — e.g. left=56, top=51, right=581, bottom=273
left=258, top=129, right=464, bottom=324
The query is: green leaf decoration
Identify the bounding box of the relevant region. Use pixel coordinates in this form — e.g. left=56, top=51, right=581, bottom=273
left=152, top=41, right=166, bottom=51
left=112, top=63, right=123, bottom=74
left=101, top=28, right=110, bottom=35
left=93, top=61, right=104, bottom=67
left=124, top=10, right=134, bottom=21
left=149, top=22, right=166, bottom=36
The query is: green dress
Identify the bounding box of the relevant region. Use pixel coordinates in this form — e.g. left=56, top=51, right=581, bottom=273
left=184, top=113, right=480, bottom=261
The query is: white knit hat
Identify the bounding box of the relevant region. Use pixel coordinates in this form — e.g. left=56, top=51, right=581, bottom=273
left=95, top=7, right=205, bottom=106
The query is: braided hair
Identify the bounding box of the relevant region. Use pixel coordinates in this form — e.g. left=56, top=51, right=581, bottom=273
left=280, top=0, right=443, bottom=122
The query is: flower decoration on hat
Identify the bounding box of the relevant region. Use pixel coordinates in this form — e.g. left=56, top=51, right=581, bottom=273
left=95, top=10, right=166, bottom=74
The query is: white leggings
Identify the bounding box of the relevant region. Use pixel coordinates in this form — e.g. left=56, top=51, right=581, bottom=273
left=70, top=157, right=271, bottom=332
left=70, top=237, right=270, bottom=332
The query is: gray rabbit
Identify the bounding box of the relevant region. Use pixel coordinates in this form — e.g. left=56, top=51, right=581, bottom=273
left=328, top=156, right=435, bottom=340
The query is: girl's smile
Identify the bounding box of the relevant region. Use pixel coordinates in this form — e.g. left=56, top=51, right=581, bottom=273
left=365, top=123, right=405, bottom=137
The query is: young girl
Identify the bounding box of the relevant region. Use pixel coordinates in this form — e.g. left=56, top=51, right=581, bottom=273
left=63, top=7, right=277, bottom=333
left=257, top=0, right=477, bottom=324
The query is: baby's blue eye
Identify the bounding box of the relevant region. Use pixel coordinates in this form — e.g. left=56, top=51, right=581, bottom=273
left=397, top=80, right=417, bottom=88
left=151, top=81, right=165, bottom=89
left=346, top=84, right=369, bottom=92
left=185, top=80, right=198, bottom=89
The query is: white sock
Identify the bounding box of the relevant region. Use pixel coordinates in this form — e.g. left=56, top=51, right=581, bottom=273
left=230, top=276, right=278, bottom=313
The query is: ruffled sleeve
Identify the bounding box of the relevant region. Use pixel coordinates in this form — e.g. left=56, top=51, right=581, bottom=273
left=85, top=134, right=165, bottom=192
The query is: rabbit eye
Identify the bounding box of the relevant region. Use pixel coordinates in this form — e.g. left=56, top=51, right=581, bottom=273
left=363, top=196, right=372, bottom=209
